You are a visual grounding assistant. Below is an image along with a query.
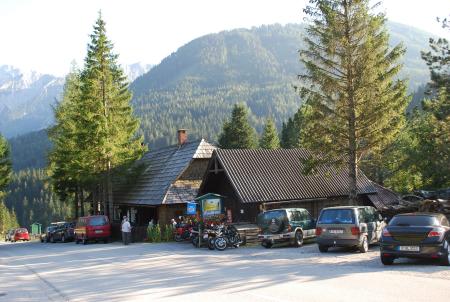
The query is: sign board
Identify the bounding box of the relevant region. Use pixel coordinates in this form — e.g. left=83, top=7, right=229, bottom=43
left=202, top=198, right=222, bottom=216
left=186, top=202, right=197, bottom=215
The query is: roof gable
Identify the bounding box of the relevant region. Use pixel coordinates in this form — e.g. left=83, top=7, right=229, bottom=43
left=114, top=139, right=216, bottom=205
left=212, top=149, right=376, bottom=203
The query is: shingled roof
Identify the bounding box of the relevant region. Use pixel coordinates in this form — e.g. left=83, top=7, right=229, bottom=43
left=114, top=139, right=216, bottom=206
left=205, top=149, right=377, bottom=203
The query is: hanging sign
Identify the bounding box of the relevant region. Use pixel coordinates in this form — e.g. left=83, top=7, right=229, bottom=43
left=202, top=199, right=222, bottom=216
left=186, top=202, right=197, bottom=215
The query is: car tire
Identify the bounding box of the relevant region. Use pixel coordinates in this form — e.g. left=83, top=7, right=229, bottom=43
left=261, top=241, right=272, bottom=249
left=381, top=255, right=394, bottom=265
left=293, top=230, right=304, bottom=248
left=440, top=241, right=450, bottom=266
left=318, top=244, right=328, bottom=253
left=103, top=238, right=109, bottom=244
left=359, top=236, right=368, bottom=253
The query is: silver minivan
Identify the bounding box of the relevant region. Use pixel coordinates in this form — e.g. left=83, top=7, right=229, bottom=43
left=316, top=206, right=385, bottom=253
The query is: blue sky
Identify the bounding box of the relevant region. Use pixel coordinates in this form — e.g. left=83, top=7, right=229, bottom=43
left=1, top=0, right=449, bottom=76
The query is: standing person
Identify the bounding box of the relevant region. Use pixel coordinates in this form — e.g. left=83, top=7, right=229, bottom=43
left=171, top=218, right=177, bottom=229
left=121, top=216, right=132, bottom=245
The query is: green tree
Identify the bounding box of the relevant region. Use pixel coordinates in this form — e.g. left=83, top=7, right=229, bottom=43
left=280, top=104, right=312, bottom=148
left=77, top=13, right=145, bottom=218
left=298, top=0, right=409, bottom=201
left=0, top=134, right=11, bottom=196
left=259, top=118, right=280, bottom=149
left=219, top=103, right=258, bottom=149
left=48, top=67, right=83, bottom=216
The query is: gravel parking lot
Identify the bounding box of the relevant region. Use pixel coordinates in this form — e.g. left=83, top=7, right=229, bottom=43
left=0, top=240, right=449, bottom=302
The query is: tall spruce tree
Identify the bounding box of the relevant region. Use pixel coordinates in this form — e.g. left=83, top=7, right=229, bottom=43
left=48, top=67, right=84, bottom=217
left=260, top=118, right=280, bottom=149
left=219, top=103, right=258, bottom=149
left=77, top=13, right=145, bottom=219
left=298, top=0, right=409, bottom=201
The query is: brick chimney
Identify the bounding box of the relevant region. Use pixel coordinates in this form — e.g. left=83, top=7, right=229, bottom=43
left=177, top=129, right=188, bottom=145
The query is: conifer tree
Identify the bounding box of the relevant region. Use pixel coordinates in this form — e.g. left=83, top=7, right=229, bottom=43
left=48, top=67, right=83, bottom=216
left=77, top=13, right=145, bottom=218
left=218, top=103, right=258, bottom=149
left=260, top=118, right=280, bottom=149
left=298, top=0, right=409, bottom=201
left=0, top=134, right=11, bottom=195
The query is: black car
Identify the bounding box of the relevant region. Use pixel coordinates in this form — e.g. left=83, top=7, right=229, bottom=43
left=380, top=213, right=450, bottom=266
left=48, top=222, right=75, bottom=243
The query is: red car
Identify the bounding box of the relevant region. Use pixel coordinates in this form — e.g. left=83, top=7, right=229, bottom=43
left=74, top=215, right=111, bottom=244
left=13, top=228, right=30, bottom=242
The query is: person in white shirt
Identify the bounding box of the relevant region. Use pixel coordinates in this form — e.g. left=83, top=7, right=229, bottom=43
left=121, top=216, right=132, bottom=245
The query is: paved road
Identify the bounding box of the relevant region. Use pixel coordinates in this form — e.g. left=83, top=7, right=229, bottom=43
left=0, top=240, right=449, bottom=302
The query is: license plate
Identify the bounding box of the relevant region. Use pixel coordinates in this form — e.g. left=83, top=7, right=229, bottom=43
left=399, top=246, right=420, bottom=252
left=329, top=230, right=344, bottom=234
left=95, top=230, right=103, bottom=234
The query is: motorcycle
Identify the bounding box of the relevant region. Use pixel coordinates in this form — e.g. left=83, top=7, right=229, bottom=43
left=214, top=224, right=242, bottom=251
left=174, top=223, right=192, bottom=242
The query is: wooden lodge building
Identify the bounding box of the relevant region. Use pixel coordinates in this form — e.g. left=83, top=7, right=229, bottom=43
left=113, top=130, right=217, bottom=230
left=198, top=149, right=400, bottom=223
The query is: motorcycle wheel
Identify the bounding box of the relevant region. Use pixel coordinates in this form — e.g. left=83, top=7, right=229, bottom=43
left=214, top=237, right=227, bottom=251
left=192, top=235, right=199, bottom=247
left=208, top=237, right=215, bottom=250
left=175, top=234, right=183, bottom=242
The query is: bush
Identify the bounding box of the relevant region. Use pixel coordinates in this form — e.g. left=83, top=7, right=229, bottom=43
left=147, top=224, right=163, bottom=243
left=162, top=224, right=174, bottom=242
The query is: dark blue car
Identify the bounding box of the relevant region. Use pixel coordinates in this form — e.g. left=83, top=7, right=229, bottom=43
left=380, top=213, right=450, bottom=266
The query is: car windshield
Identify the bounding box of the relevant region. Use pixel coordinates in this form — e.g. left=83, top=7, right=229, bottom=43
left=16, top=228, right=27, bottom=233
left=47, top=226, right=56, bottom=232
left=389, top=215, right=440, bottom=227
left=89, top=216, right=107, bottom=226
left=318, top=209, right=355, bottom=224
left=257, top=210, right=287, bottom=226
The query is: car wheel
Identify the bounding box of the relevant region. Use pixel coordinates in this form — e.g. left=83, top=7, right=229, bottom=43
left=359, top=236, right=369, bottom=253
left=293, top=230, right=304, bottom=248
left=381, top=255, right=394, bottom=265
left=103, top=238, right=109, bottom=244
left=318, top=244, right=328, bottom=253
left=261, top=241, right=272, bottom=249
left=440, top=241, right=450, bottom=266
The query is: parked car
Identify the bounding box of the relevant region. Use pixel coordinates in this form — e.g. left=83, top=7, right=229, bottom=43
left=48, top=222, right=75, bottom=243
left=316, top=206, right=385, bottom=253
left=380, top=213, right=450, bottom=266
left=5, top=229, right=16, bottom=241
left=257, top=208, right=316, bottom=248
left=40, top=224, right=59, bottom=242
left=74, top=215, right=111, bottom=244
left=12, top=228, right=30, bottom=242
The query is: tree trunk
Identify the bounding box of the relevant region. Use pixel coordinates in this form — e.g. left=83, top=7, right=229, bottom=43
left=79, top=187, right=85, bottom=217
left=102, top=179, right=107, bottom=216
left=107, top=160, right=114, bottom=222
left=344, top=0, right=358, bottom=204
left=74, top=187, right=79, bottom=219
